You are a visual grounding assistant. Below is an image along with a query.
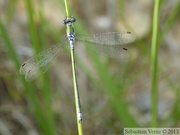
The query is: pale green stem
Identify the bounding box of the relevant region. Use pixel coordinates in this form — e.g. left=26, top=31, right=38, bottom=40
left=151, top=0, right=160, bottom=127
left=64, top=0, right=83, bottom=134
left=64, top=0, right=70, bottom=17
left=70, top=46, right=83, bottom=135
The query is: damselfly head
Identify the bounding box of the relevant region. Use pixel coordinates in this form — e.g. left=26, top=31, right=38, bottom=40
left=62, top=19, right=67, bottom=25
left=62, top=17, right=76, bottom=25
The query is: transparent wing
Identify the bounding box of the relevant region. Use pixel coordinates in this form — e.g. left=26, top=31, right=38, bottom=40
left=19, top=40, right=68, bottom=82
left=76, top=32, right=136, bottom=59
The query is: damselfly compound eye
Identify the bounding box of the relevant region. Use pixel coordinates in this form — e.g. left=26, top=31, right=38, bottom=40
left=71, top=17, right=76, bottom=22
left=62, top=20, right=67, bottom=25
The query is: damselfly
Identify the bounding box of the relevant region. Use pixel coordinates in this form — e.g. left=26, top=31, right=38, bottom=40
left=19, top=17, right=135, bottom=122
left=19, top=17, right=135, bottom=82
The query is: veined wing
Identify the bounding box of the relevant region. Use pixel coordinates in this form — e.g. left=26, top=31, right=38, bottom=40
left=77, top=32, right=135, bottom=45
left=76, top=32, right=136, bottom=59
left=19, top=40, right=68, bottom=82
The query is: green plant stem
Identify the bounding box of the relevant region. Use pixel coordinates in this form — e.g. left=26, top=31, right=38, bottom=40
left=151, top=0, right=160, bottom=127
left=64, top=0, right=83, bottom=134
left=64, top=0, right=70, bottom=17
left=25, top=0, right=40, bottom=54
left=70, top=47, right=83, bottom=135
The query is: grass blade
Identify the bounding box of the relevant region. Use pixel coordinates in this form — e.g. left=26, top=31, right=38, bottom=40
left=151, top=0, right=160, bottom=127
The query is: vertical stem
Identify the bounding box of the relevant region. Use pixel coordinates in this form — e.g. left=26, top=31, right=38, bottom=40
left=64, top=0, right=83, bottom=134
left=24, top=0, right=40, bottom=54
left=70, top=42, right=83, bottom=135
left=64, top=0, right=70, bottom=17
left=151, top=0, right=160, bottom=127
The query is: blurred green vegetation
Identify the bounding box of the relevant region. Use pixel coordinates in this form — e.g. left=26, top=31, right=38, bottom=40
left=0, top=0, right=180, bottom=135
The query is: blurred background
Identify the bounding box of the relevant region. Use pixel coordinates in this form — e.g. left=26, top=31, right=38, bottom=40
left=0, top=0, right=180, bottom=134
